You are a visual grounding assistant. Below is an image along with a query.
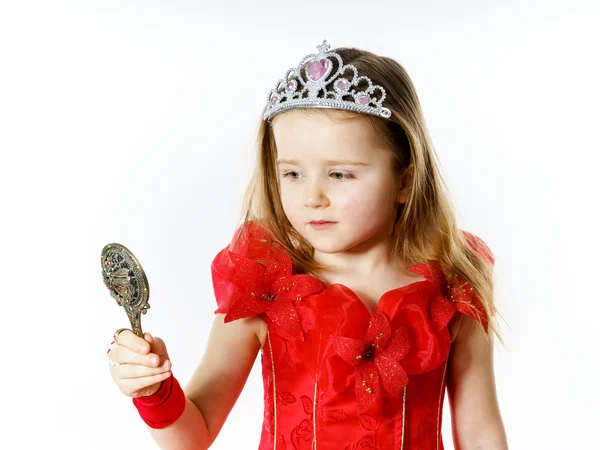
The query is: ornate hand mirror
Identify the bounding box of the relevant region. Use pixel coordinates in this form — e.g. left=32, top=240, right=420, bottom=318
left=101, top=243, right=150, bottom=337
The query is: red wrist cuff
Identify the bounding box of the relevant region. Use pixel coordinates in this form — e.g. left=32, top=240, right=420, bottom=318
left=132, top=374, right=186, bottom=429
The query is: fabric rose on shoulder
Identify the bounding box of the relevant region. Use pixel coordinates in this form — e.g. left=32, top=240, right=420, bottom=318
left=211, top=221, right=326, bottom=340
left=408, top=230, right=495, bottom=334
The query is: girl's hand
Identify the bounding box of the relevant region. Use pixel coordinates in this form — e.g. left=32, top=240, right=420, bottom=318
left=108, top=330, right=173, bottom=398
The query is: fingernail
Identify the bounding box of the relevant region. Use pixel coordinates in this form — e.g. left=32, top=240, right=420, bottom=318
left=162, top=360, right=170, bottom=369
left=149, top=356, right=158, bottom=365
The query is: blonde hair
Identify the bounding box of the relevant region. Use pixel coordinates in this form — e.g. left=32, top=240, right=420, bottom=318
left=232, top=46, right=502, bottom=343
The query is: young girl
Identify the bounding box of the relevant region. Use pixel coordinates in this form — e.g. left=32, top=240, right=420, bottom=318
left=107, top=40, right=508, bottom=450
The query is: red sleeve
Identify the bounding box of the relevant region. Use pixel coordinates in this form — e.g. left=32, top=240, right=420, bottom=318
left=210, top=221, right=275, bottom=314
left=209, top=222, right=326, bottom=341
left=462, top=230, right=495, bottom=266
left=450, top=231, right=495, bottom=333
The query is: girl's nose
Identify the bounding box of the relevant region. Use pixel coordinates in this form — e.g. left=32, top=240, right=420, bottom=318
left=303, top=180, right=329, bottom=208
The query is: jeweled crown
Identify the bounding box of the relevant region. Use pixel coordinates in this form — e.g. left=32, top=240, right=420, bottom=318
left=263, top=40, right=392, bottom=122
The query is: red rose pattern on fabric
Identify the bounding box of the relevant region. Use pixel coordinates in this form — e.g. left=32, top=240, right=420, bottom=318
left=345, top=435, right=384, bottom=450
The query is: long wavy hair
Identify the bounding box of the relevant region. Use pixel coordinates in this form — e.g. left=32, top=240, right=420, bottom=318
left=230, top=46, right=502, bottom=342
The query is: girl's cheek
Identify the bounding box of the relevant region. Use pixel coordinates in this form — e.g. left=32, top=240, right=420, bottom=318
left=341, top=196, right=368, bottom=215
left=342, top=189, right=389, bottom=216
left=281, top=193, right=303, bottom=218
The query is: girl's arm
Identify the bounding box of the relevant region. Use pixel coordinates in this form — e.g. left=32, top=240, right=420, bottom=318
left=147, top=313, right=263, bottom=450
left=447, top=317, right=509, bottom=450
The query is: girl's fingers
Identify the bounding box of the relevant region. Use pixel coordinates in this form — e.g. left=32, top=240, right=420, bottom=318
left=110, top=343, right=162, bottom=368
left=115, top=329, right=150, bottom=354
left=120, top=371, right=172, bottom=395
left=112, top=359, right=171, bottom=380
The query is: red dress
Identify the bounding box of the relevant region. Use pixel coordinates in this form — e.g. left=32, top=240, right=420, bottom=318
left=211, top=222, right=494, bottom=450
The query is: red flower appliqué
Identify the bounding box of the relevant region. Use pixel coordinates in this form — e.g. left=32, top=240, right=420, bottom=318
left=330, top=310, right=411, bottom=414
left=212, top=243, right=326, bottom=341
left=409, top=262, right=490, bottom=333
left=448, top=274, right=489, bottom=332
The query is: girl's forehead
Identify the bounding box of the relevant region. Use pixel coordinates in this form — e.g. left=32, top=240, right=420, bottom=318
left=273, top=109, right=365, bottom=134
left=273, top=111, right=386, bottom=159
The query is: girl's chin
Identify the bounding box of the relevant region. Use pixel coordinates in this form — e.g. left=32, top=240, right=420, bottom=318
left=309, top=239, right=354, bottom=255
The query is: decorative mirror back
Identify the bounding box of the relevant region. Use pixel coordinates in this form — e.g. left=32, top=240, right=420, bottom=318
left=101, top=243, right=150, bottom=337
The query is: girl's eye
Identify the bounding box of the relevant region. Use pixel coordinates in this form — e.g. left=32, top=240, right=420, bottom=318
left=330, top=171, right=354, bottom=180
left=280, top=171, right=355, bottom=180
left=281, top=171, right=300, bottom=179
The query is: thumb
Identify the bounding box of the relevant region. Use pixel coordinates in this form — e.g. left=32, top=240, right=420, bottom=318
left=143, top=333, right=168, bottom=358
left=150, top=335, right=169, bottom=358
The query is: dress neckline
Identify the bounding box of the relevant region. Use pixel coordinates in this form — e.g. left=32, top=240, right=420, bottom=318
left=326, top=279, right=432, bottom=312
left=310, top=263, right=435, bottom=314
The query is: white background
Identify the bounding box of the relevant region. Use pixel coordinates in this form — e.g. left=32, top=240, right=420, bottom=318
left=1, top=1, right=598, bottom=448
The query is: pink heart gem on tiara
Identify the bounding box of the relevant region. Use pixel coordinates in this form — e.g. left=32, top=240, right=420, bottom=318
left=307, top=59, right=329, bottom=81
left=336, top=80, right=348, bottom=90
left=358, top=95, right=370, bottom=105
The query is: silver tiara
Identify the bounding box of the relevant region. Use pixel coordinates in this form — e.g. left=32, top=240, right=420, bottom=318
left=263, top=40, right=392, bottom=122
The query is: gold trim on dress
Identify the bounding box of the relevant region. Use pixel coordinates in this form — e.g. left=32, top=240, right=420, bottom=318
left=268, top=331, right=277, bottom=450
left=312, top=331, right=322, bottom=450
left=436, top=358, right=450, bottom=450
left=312, top=381, right=318, bottom=450
left=400, top=386, right=407, bottom=450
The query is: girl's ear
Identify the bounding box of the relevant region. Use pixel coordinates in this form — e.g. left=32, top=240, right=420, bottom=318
left=395, top=163, right=413, bottom=204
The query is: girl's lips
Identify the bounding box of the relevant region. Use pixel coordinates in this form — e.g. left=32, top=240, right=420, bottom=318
left=309, top=221, right=336, bottom=229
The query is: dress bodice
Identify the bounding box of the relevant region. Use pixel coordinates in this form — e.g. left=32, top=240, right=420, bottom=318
left=210, top=222, right=494, bottom=450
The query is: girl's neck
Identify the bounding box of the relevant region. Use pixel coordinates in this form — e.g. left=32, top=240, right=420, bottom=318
left=312, top=233, right=408, bottom=279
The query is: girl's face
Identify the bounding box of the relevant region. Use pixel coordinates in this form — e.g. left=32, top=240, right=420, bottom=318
left=272, top=110, right=406, bottom=256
